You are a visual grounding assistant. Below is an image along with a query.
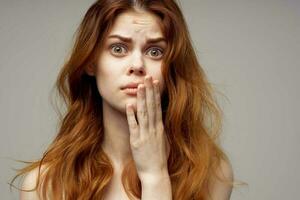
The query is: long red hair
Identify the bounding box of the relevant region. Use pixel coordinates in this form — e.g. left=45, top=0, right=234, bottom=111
left=10, top=0, right=246, bottom=199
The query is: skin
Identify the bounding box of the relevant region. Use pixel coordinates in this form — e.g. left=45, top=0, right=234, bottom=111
left=87, top=9, right=168, bottom=172
left=20, top=6, right=233, bottom=200
left=86, top=8, right=172, bottom=199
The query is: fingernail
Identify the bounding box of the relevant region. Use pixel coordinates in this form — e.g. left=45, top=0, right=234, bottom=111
left=138, top=84, right=144, bottom=89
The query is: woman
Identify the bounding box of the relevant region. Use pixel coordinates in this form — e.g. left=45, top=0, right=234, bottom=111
left=11, top=0, right=238, bottom=199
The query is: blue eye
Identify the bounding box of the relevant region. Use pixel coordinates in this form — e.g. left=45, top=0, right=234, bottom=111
left=110, top=44, right=127, bottom=55
left=147, top=47, right=164, bottom=59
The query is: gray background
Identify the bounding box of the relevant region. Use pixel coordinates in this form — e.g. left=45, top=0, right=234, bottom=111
left=1, top=0, right=299, bottom=199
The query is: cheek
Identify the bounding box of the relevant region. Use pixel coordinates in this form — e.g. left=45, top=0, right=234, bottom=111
left=97, top=53, right=114, bottom=75
left=95, top=56, right=120, bottom=96
left=96, top=54, right=125, bottom=79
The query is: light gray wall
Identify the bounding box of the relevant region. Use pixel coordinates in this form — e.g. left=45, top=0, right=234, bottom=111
left=1, top=0, right=299, bottom=199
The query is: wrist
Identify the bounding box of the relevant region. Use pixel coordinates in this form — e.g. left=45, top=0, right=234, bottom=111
left=140, top=171, right=172, bottom=200
left=139, top=170, right=170, bottom=185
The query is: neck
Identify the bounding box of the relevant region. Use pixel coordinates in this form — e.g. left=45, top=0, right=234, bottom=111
left=101, top=100, right=133, bottom=172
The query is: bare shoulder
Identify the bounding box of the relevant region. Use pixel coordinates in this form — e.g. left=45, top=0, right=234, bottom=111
left=208, top=158, right=234, bottom=200
left=20, top=165, right=48, bottom=200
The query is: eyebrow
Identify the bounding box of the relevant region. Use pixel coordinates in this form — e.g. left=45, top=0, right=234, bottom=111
left=107, top=34, right=166, bottom=44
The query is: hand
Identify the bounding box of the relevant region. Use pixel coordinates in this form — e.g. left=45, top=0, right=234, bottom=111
left=125, top=75, right=170, bottom=180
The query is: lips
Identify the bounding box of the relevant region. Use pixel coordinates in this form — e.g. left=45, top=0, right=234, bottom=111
left=122, top=88, right=138, bottom=96
left=121, top=82, right=143, bottom=96
left=121, top=82, right=143, bottom=90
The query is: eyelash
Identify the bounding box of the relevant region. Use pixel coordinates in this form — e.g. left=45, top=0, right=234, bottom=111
left=109, top=43, right=164, bottom=58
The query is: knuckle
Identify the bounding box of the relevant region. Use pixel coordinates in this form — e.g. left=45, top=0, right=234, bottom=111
left=138, top=109, right=148, bottom=118
left=130, top=123, right=139, bottom=129
left=140, top=135, right=149, bottom=142
left=130, top=140, right=140, bottom=149
left=157, top=124, right=164, bottom=132
left=156, top=99, right=161, bottom=107
left=149, top=129, right=156, bottom=135
left=150, top=102, right=156, bottom=109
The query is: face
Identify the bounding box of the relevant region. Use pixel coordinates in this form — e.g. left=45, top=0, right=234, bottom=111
left=91, top=10, right=166, bottom=113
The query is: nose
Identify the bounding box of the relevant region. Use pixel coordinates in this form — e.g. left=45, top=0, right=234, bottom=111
left=128, top=51, right=145, bottom=75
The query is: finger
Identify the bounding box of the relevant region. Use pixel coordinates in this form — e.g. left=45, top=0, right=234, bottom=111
left=126, top=103, right=139, bottom=140
left=153, top=80, right=163, bottom=128
left=137, top=83, right=148, bottom=137
left=145, top=76, right=156, bottom=132
left=165, top=133, right=170, bottom=156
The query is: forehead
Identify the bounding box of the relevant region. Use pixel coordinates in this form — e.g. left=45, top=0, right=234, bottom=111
left=108, top=10, right=164, bottom=38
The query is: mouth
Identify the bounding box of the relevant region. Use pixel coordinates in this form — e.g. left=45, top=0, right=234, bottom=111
left=122, top=87, right=138, bottom=96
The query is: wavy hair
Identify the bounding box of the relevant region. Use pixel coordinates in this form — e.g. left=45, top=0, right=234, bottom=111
left=10, top=0, right=246, bottom=199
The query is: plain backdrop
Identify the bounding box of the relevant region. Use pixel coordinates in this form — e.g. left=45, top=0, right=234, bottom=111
left=1, top=0, right=299, bottom=199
